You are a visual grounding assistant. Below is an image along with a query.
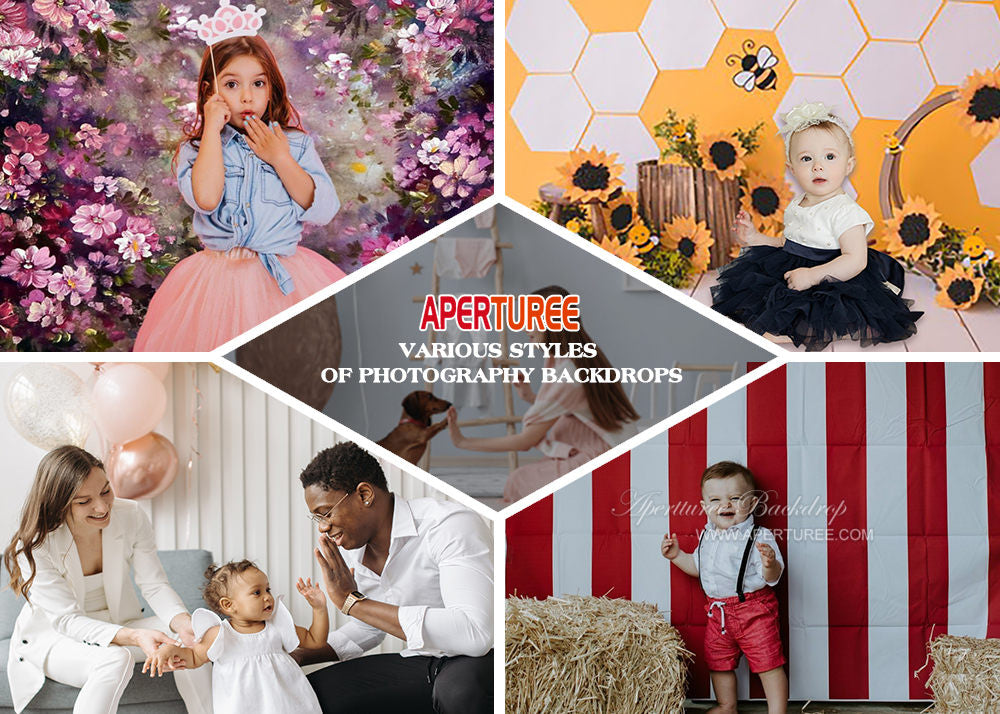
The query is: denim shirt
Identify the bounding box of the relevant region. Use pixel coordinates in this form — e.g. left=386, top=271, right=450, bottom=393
left=176, top=124, right=340, bottom=295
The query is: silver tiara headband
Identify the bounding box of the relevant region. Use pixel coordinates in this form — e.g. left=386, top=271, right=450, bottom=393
left=778, top=101, right=854, bottom=160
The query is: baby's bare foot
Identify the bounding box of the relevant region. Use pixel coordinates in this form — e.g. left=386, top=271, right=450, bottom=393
left=706, top=705, right=739, bottom=714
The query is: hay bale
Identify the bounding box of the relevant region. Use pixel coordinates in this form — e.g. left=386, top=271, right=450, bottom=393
left=505, top=595, right=691, bottom=714
left=926, top=634, right=1000, bottom=712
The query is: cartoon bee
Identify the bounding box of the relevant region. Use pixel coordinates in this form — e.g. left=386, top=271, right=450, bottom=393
left=884, top=133, right=903, bottom=155
left=961, top=233, right=995, bottom=269
left=727, top=40, right=779, bottom=93
left=626, top=221, right=658, bottom=254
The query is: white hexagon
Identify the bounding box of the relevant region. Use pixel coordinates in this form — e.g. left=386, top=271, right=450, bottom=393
left=775, top=77, right=860, bottom=137
left=713, top=0, right=795, bottom=30
left=506, top=0, right=589, bottom=73
left=578, top=116, right=659, bottom=190
left=972, top=138, right=1000, bottom=208
left=574, top=33, right=657, bottom=113
left=852, top=0, right=941, bottom=41
left=511, top=75, right=592, bottom=152
left=923, top=2, right=1000, bottom=86
left=639, top=0, right=724, bottom=70
left=776, top=0, right=866, bottom=76
left=845, top=42, right=935, bottom=120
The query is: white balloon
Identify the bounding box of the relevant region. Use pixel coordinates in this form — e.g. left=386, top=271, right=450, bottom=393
left=5, top=365, right=92, bottom=450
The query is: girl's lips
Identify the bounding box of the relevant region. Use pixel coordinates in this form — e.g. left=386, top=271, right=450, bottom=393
left=812, top=178, right=827, bottom=184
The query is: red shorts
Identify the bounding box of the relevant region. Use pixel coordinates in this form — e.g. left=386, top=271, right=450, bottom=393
left=703, top=587, right=786, bottom=673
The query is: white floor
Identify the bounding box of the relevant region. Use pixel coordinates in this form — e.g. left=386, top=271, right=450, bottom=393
left=689, top=270, right=1000, bottom=352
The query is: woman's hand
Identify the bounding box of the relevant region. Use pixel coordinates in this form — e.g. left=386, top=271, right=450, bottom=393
left=204, top=93, right=230, bottom=134
left=244, top=116, right=292, bottom=168
left=131, top=628, right=177, bottom=659
left=315, top=535, right=359, bottom=611
left=169, top=612, right=197, bottom=647
left=446, top=406, right=466, bottom=448
left=297, top=577, right=326, bottom=609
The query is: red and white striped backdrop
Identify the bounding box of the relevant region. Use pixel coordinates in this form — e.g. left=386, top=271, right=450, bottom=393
left=506, top=363, right=1000, bottom=701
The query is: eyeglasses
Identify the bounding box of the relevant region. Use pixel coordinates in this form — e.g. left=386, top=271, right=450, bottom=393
left=307, top=488, right=355, bottom=525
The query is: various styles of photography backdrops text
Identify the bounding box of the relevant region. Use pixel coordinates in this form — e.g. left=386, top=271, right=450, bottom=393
left=311, top=206, right=774, bottom=461
left=506, top=362, right=1000, bottom=702
left=0, top=0, right=493, bottom=350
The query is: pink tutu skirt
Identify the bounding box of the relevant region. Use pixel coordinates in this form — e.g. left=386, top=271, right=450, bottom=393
left=133, top=246, right=345, bottom=352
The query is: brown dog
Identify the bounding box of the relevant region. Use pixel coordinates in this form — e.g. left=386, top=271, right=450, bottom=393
left=376, top=391, right=452, bottom=464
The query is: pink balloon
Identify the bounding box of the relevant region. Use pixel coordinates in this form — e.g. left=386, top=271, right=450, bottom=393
left=106, top=433, right=178, bottom=499
left=103, top=362, right=169, bottom=381
left=92, top=364, right=167, bottom=445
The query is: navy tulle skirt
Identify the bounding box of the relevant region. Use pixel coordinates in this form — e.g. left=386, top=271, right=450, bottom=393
left=711, top=241, right=922, bottom=351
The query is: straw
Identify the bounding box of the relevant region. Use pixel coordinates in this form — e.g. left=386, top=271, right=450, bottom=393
left=924, top=634, right=1000, bottom=712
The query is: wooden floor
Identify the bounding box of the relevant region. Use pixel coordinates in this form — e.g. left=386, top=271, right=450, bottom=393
left=689, top=270, right=1000, bottom=352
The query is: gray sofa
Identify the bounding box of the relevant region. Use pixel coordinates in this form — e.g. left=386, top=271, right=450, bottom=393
left=1, top=549, right=212, bottom=714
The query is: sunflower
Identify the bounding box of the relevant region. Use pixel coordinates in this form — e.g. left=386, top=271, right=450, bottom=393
left=598, top=188, right=638, bottom=235
left=591, top=235, right=642, bottom=268
left=883, top=196, right=943, bottom=262
left=556, top=147, right=625, bottom=203
left=958, top=68, right=1000, bottom=140
left=936, top=264, right=983, bottom=310
left=698, top=132, right=747, bottom=181
left=741, top=172, right=793, bottom=231
left=661, top=215, right=714, bottom=273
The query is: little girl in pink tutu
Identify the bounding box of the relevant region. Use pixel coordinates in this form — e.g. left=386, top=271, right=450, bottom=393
left=134, top=34, right=345, bottom=351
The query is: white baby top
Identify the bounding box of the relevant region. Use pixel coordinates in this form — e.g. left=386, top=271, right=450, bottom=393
left=695, top=516, right=785, bottom=600
left=782, top=193, right=874, bottom=250
left=192, top=598, right=321, bottom=714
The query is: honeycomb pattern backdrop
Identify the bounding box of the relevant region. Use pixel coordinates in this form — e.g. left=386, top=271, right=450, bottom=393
left=506, top=0, right=1000, bottom=248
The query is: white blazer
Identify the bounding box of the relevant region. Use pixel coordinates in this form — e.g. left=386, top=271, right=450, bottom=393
left=7, top=499, right=188, bottom=713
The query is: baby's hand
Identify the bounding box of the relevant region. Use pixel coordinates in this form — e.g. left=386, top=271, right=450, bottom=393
left=142, top=645, right=179, bottom=677
left=784, top=267, right=815, bottom=291
left=660, top=533, right=681, bottom=560
left=732, top=210, right=757, bottom=245
left=297, top=577, right=326, bottom=609
left=204, top=93, right=230, bottom=135
left=756, top=542, right=776, bottom=568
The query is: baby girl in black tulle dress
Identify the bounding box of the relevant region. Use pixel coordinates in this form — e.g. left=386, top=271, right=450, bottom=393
left=712, top=102, right=922, bottom=351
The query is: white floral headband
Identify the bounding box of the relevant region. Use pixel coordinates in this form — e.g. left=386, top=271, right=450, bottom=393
left=778, top=101, right=854, bottom=160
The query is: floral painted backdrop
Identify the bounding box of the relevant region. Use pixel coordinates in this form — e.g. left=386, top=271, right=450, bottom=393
left=0, top=0, right=493, bottom=350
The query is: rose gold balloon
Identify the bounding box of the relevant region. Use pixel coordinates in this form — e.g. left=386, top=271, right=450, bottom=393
left=106, top=432, right=178, bottom=500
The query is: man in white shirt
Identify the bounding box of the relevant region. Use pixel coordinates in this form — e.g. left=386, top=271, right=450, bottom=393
left=295, top=442, right=493, bottom=713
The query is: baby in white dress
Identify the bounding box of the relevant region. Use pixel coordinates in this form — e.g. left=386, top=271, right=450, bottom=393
left=143, top=560, right=326, bottom=714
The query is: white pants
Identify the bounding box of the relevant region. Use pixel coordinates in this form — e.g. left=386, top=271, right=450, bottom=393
left=42, top=616, right=213, bottom=714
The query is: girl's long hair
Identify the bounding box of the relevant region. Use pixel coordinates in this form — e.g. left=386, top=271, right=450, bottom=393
left=3, top=446, right=104, bottom=601
left=172, top=35, right=304, bottom=175
left=533, top=285, right=640, bottom=431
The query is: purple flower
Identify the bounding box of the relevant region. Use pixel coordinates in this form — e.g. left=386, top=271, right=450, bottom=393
left=0, top=301, right=16, bottom=336
left=75, top=123, right=103, bottom=151
left=70, top=202, right=122, bottom=242
left=48, top=264, right=95, bottom=306
left=416, top=0, right=458, bottom=34
left=3, top=152, right=42, bottom=184
left=3, top=121, right=49, bottom=157
left=23, top=289, right=66, bottom=327
left=0, top=245, right=56, bottom=288
left=432, top=155, right=490, bottom=200
left=93, top=175, right=119, bottom=196
left=88, top=250, right=121, bottom=272
left=103, top=123, right=129, bottom=156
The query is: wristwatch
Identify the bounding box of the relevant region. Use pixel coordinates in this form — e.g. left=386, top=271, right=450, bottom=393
left=341, top=590, right=367, bottom=615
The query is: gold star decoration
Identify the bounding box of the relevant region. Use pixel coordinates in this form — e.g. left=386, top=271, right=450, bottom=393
left=410, top=262, right=423, bottom=275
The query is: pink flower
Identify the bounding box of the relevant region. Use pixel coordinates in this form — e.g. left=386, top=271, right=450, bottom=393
left=359, top=235, right=410, bottom=265
left=114, top=229, right=152, bottom=262
left=72, top=0, right=114, bottom=33
left=58, top=148, right=89, bottom=178
left=432, top=155, right=489, bottom=199
left=0, top=26, right=41, bottom=51
left=93, top=175, right=119, bottom=196
left=103, top=122, right=129, bottom=156
left=75, top=123, right=103, bottom=151
left=115, top=294, right=133, bottom=315
left=416, top=0, right=458, bottom=34
left=0, top=245, right=56, bottom=288
left=32, top=0, right=75, bottom=30
left=0, top=301, right=16, bottom=336
left=0, top=47, right=39, bottom=82
left=3, top=152, right=42, bottom=184
left=70, top=202, right=122, bottom=242
left=0, top=0, right=27, bottom=32
left=397, top=24, right=426, bottom=54
left=3, top=121, right=49, bottom=156
left=48, top=264, right=95, bottom=306
left=23, top=289, right=65, bottom=327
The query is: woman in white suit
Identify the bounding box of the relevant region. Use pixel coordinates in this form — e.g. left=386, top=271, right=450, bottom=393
left=3, top=446, right=212, bottom=714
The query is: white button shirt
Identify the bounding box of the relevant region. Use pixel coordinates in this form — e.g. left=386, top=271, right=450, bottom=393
left=695, top=516, right=784, bottom=599
left=327, top=497, right=493, bottom=660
